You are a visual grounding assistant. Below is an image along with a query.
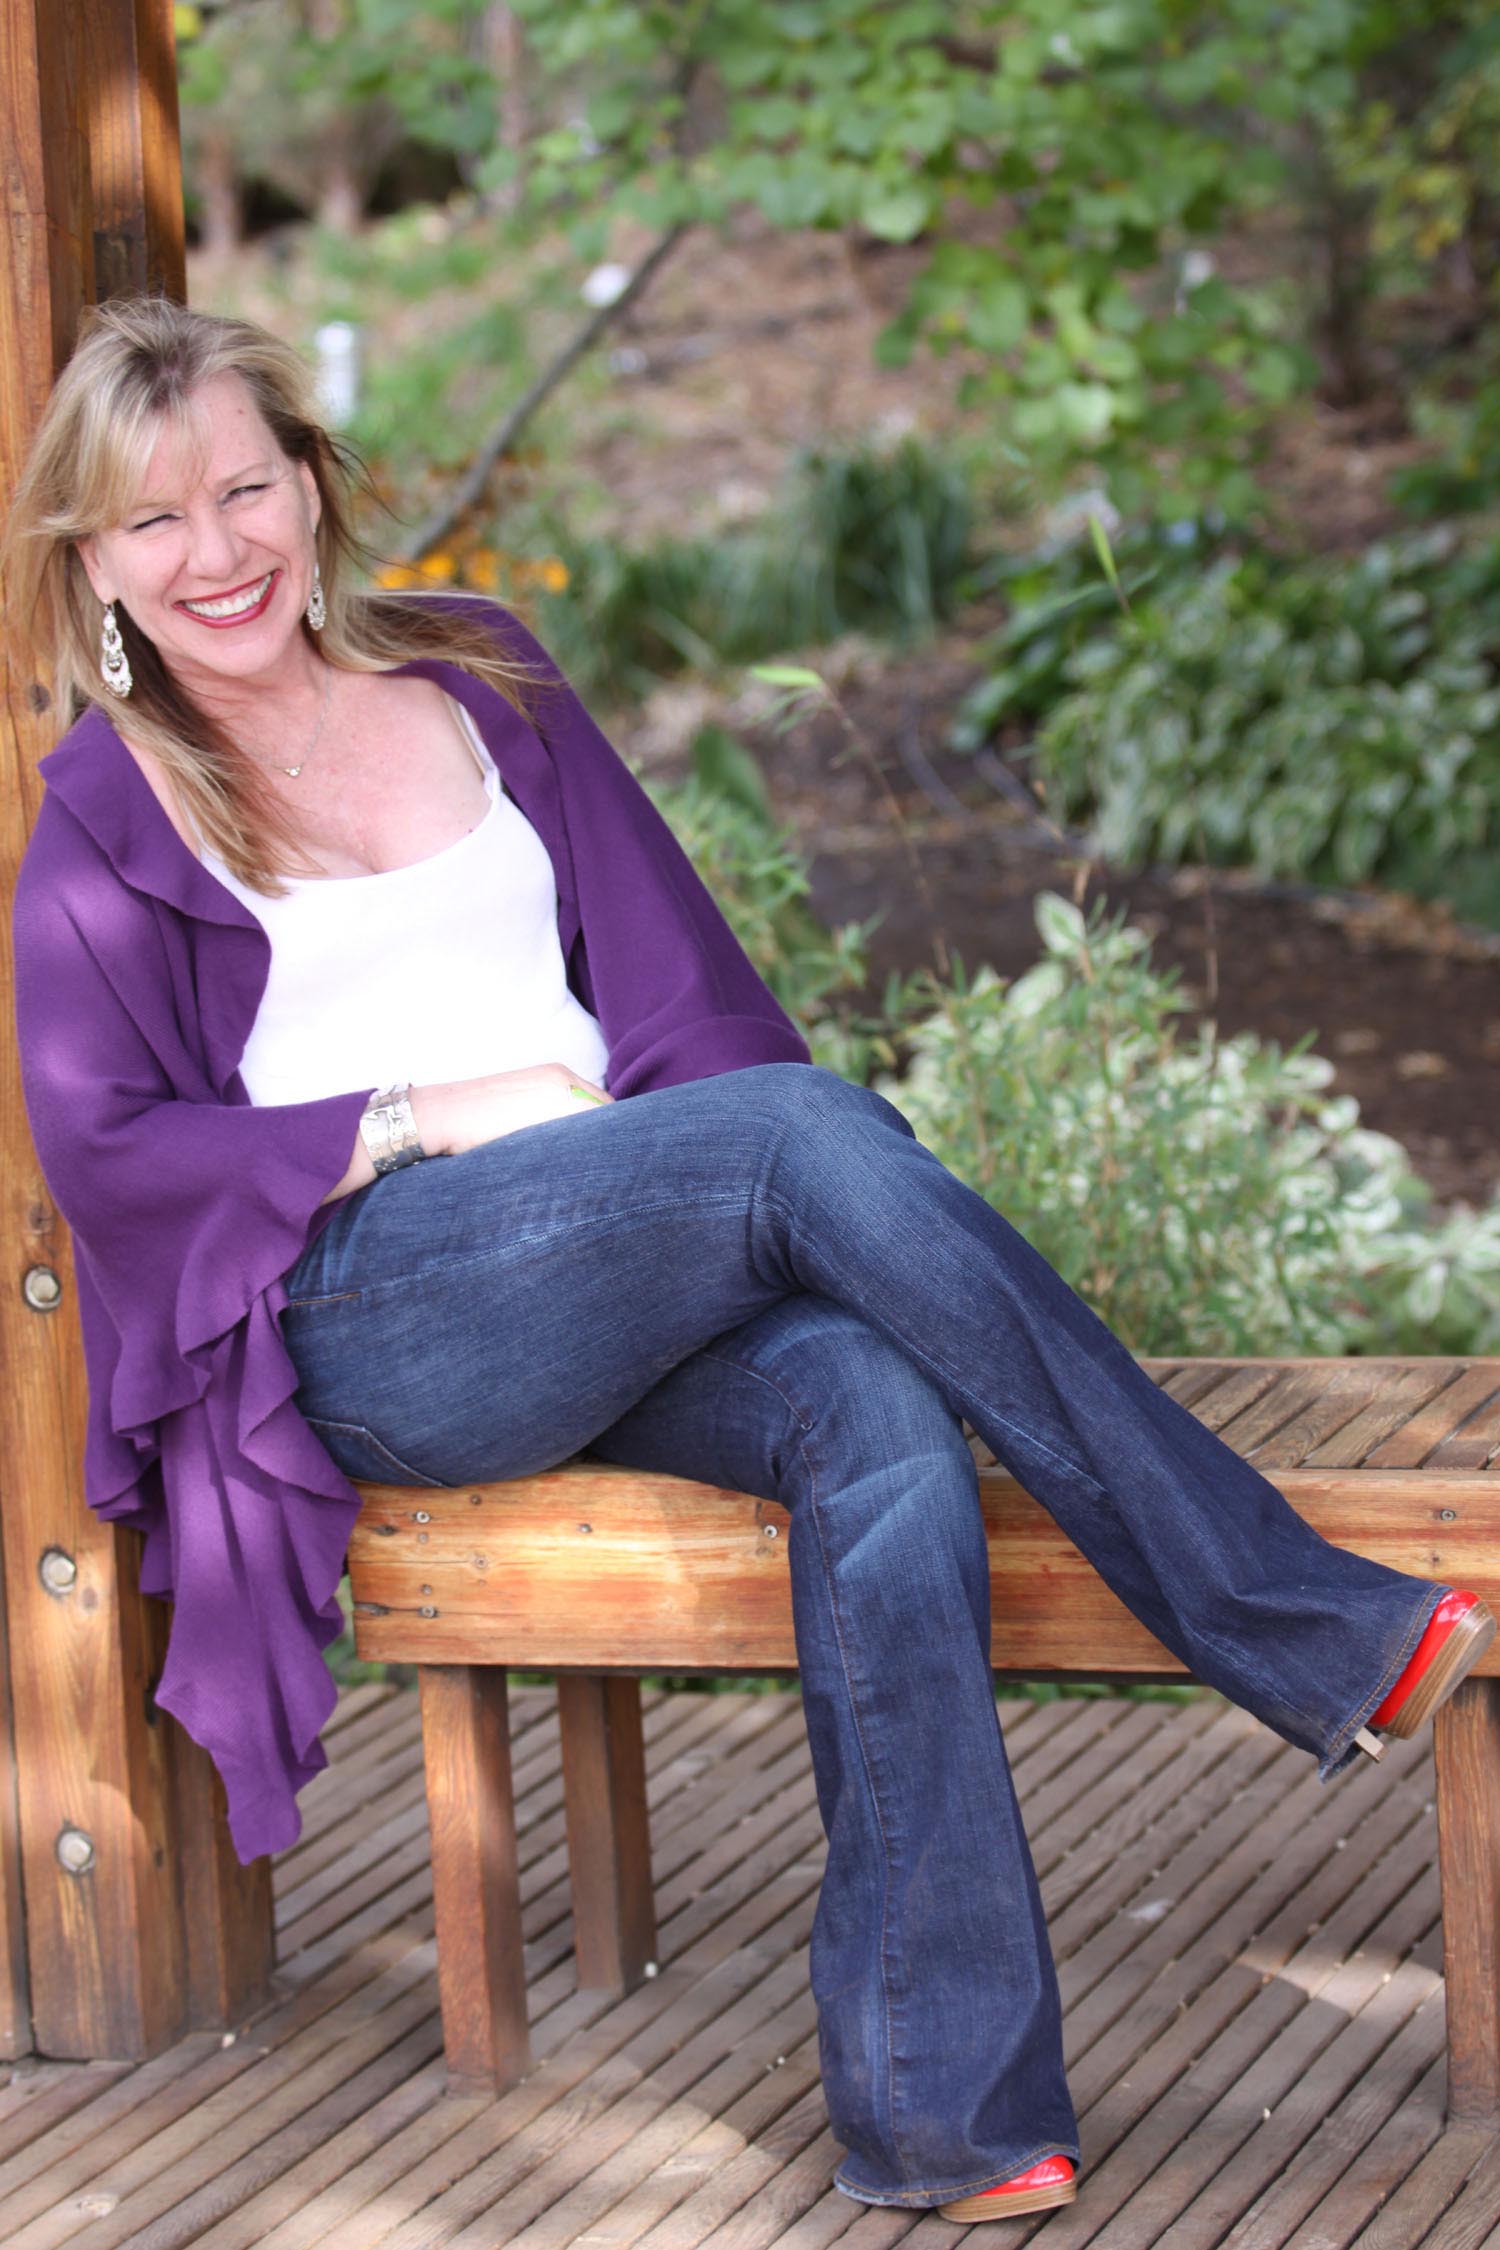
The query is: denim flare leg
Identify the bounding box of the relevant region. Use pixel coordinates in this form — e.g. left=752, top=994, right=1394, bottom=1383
left=279, top=1063, right=1446, bottom=2210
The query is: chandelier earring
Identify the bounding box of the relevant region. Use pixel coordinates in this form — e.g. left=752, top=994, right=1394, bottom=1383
left=100, top=603, right=133, bottom=698
left=305, top=559, right=327, bottom=632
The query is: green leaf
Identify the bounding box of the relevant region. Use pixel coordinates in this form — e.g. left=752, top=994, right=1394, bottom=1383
left=968, top=277, right=1029, bottom=354
left=749, top=664, right=826, bottom=689
left=859, top=183, right=933, bottom=242
left=691, top=726, right=776, bottom=823
left=1088, top=514, right=1124, bottom=602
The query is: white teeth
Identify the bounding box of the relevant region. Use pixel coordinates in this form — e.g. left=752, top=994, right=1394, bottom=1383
left=182, top=572, right=273, bottom=619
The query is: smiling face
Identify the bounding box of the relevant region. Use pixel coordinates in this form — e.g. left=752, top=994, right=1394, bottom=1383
left=76, top=368, right=324, bottom=700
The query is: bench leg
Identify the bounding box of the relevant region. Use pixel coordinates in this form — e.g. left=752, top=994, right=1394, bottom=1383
left=557, top=1674, right=656, bottom=1992
left=418, top=1665, right=531, bottom=2096
left=1434, top=1678, right=1500, bottom=2124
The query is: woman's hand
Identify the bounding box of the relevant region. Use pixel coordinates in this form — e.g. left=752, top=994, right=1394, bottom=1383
left=320, top=1065, right=613, bottom=1205
left=412, top=1064, right=613, bottom=1157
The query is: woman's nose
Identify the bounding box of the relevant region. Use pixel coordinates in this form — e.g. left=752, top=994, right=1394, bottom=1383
left=181, top=503, right=246, bottom=585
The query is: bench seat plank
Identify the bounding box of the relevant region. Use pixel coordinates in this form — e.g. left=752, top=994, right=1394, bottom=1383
left=348, top=1463, right=1500, bottom=1676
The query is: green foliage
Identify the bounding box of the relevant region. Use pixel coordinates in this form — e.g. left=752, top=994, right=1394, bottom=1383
left=948, top=516, right=1217, bottom=747
left=181, top=1, right=1500, bottom=525
left=877, top=889, right=1500, bottom=1360
left=344, top=293, right=531, bottom=477
left=643, top=727, right=887, bottom=1075
left=1329, top=1, right=1500, bottom=514
left=953, top=526, right=1500, bottom=925
left=1387, top=374, right=1500, bottom=521
left=531, top=431, right=977, bottom=701
left=179, top=0, right=499, bottom=210
left=490, top=0, right=1380, bottom=517
left=765, top=436, right=976, bottom=641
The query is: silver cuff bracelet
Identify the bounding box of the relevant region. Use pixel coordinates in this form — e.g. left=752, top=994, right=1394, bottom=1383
left=359, top=1082, right=425, bottom=1175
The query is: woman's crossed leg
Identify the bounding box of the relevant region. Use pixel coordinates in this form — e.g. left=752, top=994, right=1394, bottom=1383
left=282, top=1061, right=1442, bottom=1778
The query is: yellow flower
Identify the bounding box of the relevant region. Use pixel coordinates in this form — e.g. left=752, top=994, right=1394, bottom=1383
left=417, top=551, right=456, bottom=584
left=540, top=557, right=570, bottom=592
left=464, top=552, right=502, bottom=592
left=375, top=563, right=421, bottom=589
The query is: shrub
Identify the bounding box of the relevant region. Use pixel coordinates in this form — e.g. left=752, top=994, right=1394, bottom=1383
left=876, top=890, right=1500, bottom=1359
left=947, top=515, right=1216, bottom=748
left=971, top=529, right=1500, bottom=925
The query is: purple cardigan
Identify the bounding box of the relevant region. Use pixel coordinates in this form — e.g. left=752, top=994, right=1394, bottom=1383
left=12, top=595, right=810, bottom=1864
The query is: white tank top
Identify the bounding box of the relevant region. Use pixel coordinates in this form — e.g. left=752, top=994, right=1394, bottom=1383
left=200, top=695, right=610, bottom=1106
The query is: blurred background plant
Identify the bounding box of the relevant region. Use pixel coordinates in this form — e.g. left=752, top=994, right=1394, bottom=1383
left=951, top=523, right=1500, bottom=933
left=179, top=0, right=1500, bottom=537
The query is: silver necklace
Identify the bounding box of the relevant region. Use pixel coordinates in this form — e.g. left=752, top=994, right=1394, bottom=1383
left=240, top=663, right=335, bottom=778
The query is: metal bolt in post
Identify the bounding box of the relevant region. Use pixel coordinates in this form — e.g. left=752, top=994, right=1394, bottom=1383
left=56, top=1827, right=96, bottom=1875
left=38, top=1548, right=77, bottom=1596
left=22, top=1266, right=62, bottom=1312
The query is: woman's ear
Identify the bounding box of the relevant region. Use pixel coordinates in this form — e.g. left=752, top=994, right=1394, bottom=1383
left=297, top=460, right=322, bottom=535
left=75, top=536, right=112, bottom=607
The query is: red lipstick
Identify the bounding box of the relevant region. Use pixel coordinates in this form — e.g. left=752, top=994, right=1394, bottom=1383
left=176, top=570, right=278, bottom=627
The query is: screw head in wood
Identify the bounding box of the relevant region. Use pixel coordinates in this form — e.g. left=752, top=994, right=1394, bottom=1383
left=22, top=1265, right=62, bottom=1312
left=38, top=1548, right=77, bottom=1596
left=56, top=1826, right=95, bottom=1875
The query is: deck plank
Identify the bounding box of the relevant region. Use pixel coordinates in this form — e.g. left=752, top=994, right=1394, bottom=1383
left=0, top=1683, right=1494, bottom=2249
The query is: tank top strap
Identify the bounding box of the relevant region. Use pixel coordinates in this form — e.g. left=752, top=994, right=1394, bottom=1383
left=443, top=693, right=496, bottom=783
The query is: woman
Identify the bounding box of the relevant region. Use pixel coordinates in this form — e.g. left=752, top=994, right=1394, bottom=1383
left=5, top=295, right=1491, bottom=2224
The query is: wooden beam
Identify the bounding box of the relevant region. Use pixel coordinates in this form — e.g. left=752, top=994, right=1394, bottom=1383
left=1435, top=1680, right=1500, bottom=2124
left=347, top=1463, right=1500, bottom=1677
left=1, top=0, right=96, bottom=2069
left=0, top=0, right=270, bottom=2061
left=87, top=0, right=187, bottom=305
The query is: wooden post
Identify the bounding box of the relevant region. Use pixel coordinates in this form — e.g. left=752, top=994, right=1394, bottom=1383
left=1433, top=1679, right=1500, bottom=2124
left=557, top=1674, right=656, bottom=1992
left=0, top=0, right=273, bottom=2062
left=419, top=1666, right=532, bottom=2095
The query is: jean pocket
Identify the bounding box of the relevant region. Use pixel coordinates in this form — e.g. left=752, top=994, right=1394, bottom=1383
left=303, top=1416, right=448, bottom=1489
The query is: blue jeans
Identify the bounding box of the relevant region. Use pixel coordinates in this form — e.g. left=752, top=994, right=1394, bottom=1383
left=279, top=1063, right=1443, bottom=2209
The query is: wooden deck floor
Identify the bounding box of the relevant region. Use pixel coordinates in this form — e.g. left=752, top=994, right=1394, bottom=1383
left=1, top=1681, right=1497, bottom=2249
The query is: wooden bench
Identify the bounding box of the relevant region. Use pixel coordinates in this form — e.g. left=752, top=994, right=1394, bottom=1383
left=345, top=1353, right=1500, bottom=2121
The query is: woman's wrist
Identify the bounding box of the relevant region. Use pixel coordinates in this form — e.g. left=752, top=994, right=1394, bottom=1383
left=406, top=1082, right=447, bottom=1158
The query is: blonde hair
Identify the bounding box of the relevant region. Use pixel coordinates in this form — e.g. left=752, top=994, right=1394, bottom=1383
left=2, top=293, right=557, bottom=894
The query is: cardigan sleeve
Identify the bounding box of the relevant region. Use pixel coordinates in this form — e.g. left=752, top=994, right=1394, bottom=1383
left=12, top=800, right=370, bottom=1436
left=12, top=798, right=378, bottom=1863
left=469, top=598, right=814, bottom=1097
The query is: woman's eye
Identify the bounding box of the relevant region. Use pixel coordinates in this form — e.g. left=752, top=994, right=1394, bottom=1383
left=230, top=483, right=268, bottom=500
left=128, top=514, right=171, bottom=532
